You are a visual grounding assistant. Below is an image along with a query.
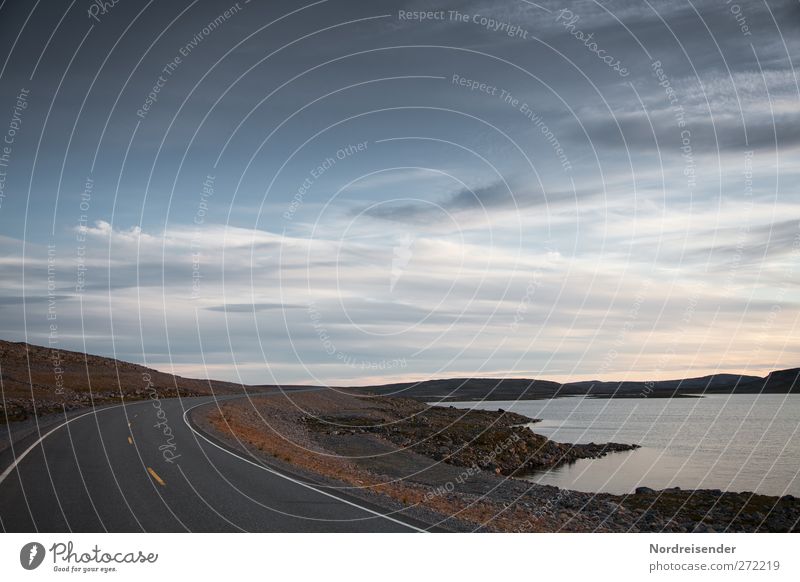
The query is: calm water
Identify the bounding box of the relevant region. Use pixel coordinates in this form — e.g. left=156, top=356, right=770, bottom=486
left=445, top=395, right=800, bottom=496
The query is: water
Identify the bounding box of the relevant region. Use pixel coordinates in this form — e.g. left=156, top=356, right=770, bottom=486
left=444, top=395, right=800, bottom=496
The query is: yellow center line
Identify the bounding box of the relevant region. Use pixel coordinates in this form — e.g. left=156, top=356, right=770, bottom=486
left=127, top=436, right=133, bottom=445
left=147, top=467, right=166, bottom=486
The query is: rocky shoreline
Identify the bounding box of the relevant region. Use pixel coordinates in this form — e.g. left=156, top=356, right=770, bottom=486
left=303, top=399, right=639, bottom=475
left=199, top=389, right=800, bottom=532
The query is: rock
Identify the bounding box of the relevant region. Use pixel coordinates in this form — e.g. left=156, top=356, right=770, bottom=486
left=635, top=486, right=656, bottom=495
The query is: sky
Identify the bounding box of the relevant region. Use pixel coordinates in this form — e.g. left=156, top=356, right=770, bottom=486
left=0, top=0, right=798, bottom=386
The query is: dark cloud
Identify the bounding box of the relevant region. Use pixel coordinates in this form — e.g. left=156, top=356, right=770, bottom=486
left=578, top=107, right=800, bottom=154
left=205, top=302, right=303, bottom=312
left=360, top=180, right=600, bottom=223
left=0, top=295, right=71, bottom=306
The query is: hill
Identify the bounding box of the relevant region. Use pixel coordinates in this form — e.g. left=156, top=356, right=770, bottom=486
left=346, top=370, right=799, bottom=401
left=0, top=339, right=247, bottom=422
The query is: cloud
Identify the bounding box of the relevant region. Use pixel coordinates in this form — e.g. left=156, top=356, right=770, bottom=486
left=205, top=303, right=304, bottom=313
left=359, top=180, right=600, bottom=224
left=2, top=209, right=798, bottom=386
left=0, top=295, right=71, bottom=306
left=577, top=67, right=800, bottom=154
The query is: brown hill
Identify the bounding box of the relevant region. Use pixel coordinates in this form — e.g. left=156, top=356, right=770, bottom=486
left=0, top=339, right=246, bottom=422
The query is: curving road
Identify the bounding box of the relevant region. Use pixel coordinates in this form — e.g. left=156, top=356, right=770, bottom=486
left=0, top=392, right=426, bottom=532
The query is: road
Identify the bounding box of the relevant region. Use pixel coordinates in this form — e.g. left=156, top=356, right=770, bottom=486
left=0, top=392, right=427, bottom=532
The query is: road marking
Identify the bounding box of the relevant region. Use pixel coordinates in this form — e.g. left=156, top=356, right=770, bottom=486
left=182, top=403, right=426, bottom=533
left=0, top=395, right=254, bottom=487
left=0, top=406, right=123, bottom=486
left=127, top=436, right=133, bottom=445
left=147, top=467, right=166, bottom=486
left=0, top=395, right=258, bottom=488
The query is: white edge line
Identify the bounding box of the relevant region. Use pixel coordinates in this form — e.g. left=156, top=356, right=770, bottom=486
left=181, top=403, right=427, bottom=533
left=0, top=396, right=230, bottom=486
left=0, top=404, right=124, bottom=485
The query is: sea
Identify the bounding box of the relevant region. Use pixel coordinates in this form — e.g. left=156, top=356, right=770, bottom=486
left=445, top=394, right=800, bottom=496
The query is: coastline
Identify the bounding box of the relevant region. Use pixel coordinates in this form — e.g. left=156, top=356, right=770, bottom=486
left=195, top=389, right=800, bottom=532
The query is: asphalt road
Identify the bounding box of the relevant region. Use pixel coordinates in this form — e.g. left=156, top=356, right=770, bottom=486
left=0, top=392, right=426, bottom=532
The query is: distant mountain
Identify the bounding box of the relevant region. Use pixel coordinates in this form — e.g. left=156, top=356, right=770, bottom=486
left=346, top=370, right=799, bottom=401
left=759, top=368, right=800, bottom=393
left=346, top=377, right=563, bottom=401
left=559, top=373, right=766, bottom=397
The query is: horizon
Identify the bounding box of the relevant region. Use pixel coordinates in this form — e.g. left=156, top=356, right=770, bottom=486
left=4, top=335, right=788, bottom=388
left=170, top=365, right=790, bottom=388
left=136, top=363, right=796, bottom=388
left=1, top=0, right=798, bottom=385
